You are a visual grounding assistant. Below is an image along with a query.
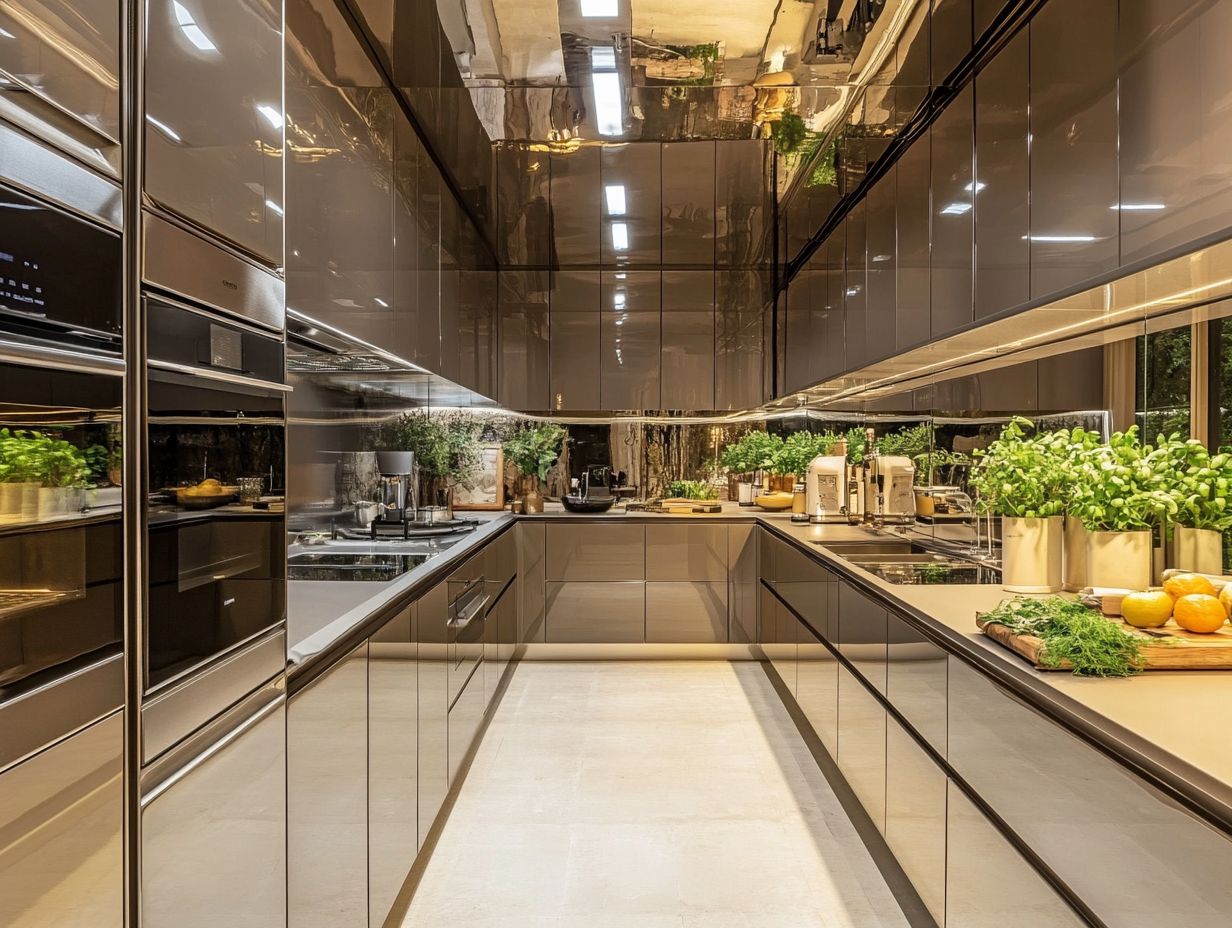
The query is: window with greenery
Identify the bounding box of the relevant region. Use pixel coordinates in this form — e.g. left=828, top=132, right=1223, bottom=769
left=1210, top=318, right=1232, bottom=450
left=1136, top=326, right=1190, bottom=440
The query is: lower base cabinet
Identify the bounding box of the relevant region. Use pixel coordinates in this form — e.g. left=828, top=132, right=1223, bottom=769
left=448, top=667, right=484, bottom=784
left=885, top=716, right=946, bottom=926
left=836, top=663, right=886, bottom=834
left=646, top=581, right=728, bottom=642
left=545, top=581, right=645, bottom=642
left=796, top=624, right=838, bottom=756
left=945, top=783, right=1085, bottom=928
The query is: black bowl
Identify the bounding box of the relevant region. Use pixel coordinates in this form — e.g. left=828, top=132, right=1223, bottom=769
left=560, top=495, right=617, bottom=513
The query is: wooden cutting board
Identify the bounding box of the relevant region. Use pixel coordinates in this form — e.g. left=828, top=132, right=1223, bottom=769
left=658, top=498, right=723, bottom=513
left=977, top=613, right=1232, bottom=670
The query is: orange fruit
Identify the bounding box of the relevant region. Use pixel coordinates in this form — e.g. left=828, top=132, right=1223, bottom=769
left=1220, top=585, right=1232, bottom=617
left=1120, top=591, right=1173, bottom=628
left=1163, top=573, right=1218, bottom=600
left=1172, top=594, right=1229, bottom=634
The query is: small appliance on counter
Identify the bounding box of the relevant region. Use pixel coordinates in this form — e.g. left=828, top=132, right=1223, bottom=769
left=868, top=455, right=917, bottom=523
left=561, top=465, right=618, bottom=513
left=372, top=450, right=417, bottom=537
left=806, top=454, right=849, bottom=523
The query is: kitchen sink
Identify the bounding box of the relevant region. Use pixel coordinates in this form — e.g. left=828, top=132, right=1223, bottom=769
left=288, top=549, right=435, bottom=581
left=813, top=541, right=932, bottom=556
left=813, top=540, right=1000, bottom=584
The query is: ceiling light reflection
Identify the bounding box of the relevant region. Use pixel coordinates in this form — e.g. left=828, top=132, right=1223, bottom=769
left=265, top=199, right=284, bottom=217
left=1112, top=203, right=1166, bottom=211
left=605, top=184, right=627, bottom=216
left=1024, top=234, right=1097, bottom=243
left=257, top=104, right=284, bottom=131
left=580, top=0, right=618, bottom=16
left=146, top=115, right=182, bottom=143
left=611, top=222, right=629, bottom=251
left=940, top=202, right=972, bottom=215
left=172, top=0, right=217, bottom=52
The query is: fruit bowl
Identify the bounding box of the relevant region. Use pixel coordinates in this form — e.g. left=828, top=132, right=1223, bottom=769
left=175, top=484, right=239, bottom=509
left=754, top=492, right=794, bottom=512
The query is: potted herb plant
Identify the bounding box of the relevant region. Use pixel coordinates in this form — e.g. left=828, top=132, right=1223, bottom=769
left=503, top=422, right=567, bottom=514
left=721, top=431, right=783, bottom=498
left=720, top=433, right=757, bottom=505
left=1069, top=427, right=1175, bottom=590
left=1154, top=436, right=1232, bottom=573
left=373, top=411, right=482, bottom=517
left=971, top=418, right=1068, bottom=593
left=1054, top=426, right=1103, bottom=591
left=0, top=428, right=40, bottom=523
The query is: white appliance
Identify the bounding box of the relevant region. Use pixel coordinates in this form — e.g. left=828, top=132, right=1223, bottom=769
left=806, top=455, right=848, bottom=522
left=868, top=455, right=916, bottom=521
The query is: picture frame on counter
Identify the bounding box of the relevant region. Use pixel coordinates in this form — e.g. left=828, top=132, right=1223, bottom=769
left=453, top=444, right=505, bottom=510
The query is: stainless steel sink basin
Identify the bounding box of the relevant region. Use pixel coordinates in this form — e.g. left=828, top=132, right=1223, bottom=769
left=812, top=539, right=1000, bottom=584
left=841, top=552, right=953, bottom=565
left=814, top=541, right=931, bottom=556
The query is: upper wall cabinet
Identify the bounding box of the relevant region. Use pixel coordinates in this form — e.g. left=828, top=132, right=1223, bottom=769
left=0, top=0, right=120, bottom=150
left=661, top=271, right=715, bottom=410
left=286, top=0, right=392, bottom=345
left=1029, top=0, right=1118, bottom=297
left=549, top=271, right=601, bottom=411
left=497, top=146, right=551, bottom=266
left=716, top=141, right=771, bottom=267
left=715, top=269, right=767, bottom=410
left=600, top=270, right=660, bottom=409
left=865, top=170, right=896, bottom=357
left=930, top=83, right=974, bottom=338
left=785, top=264, right=814, bottom=396
left=498, top=270, right=550, bottom=409
left=974, top=29, right=1029, bottom=320
left=896, top=131, right=931, bottom=352
left=550, top=147, right=601, bottom=265
left=1118, top=0, right=1232, bottom=266
left=931, top=0, right=973, bottom=86
left=145, top=0, right=284, bottom=267
left=662, top=142, right=716, bottom=266
left=601, top=144, right=661, bottom=266
left=845, top=202, right=868, bottom=369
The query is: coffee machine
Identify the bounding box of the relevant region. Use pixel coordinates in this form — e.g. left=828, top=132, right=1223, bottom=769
left=372, top=450, right=418, bottom=537
left=865, top=453, right=916, bottom=524
left=805, top=455, right=849, bottom=523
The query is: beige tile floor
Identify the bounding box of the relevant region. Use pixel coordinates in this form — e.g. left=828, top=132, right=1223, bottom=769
left=402, top=661, right=913, bottom=928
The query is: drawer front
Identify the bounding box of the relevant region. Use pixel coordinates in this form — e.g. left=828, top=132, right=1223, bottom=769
left=837, top=662, right=886, bottom=833
left=797, top=621, right=838, bottom=755
left=447, top=672, right=484, bottom=784
left=517, top=523, right=546, bottom=643
left=544, top=581, right=645, bottom=642
left=485, top=528, right=517, bottom=589
left=645, top=581, right=728, bottom=642
left=945, top=782, right=1085, bottom=928
left=886, top=610, right=947, bottom=756
left=837, top=582, right=888, bottom=694
left=776, top=541, right=835, bottom=641
left=727, top=524, right=759, bottom=643
left=645, top=525, right=727, bottom=581
left=885, top=716, right=946, bottom=926
left=546, top=523, right=645, bottom=581
left=948, top=657, right=1232, bottom=926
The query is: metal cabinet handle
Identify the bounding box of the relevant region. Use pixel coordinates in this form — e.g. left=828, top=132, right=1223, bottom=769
left=450, top=594, right=490, bottom=629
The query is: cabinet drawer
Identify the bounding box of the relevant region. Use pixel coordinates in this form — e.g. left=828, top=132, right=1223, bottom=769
left=518, top=523, right=546, bottom=643
left=545, top=582, right=645, bottom=642
left=885, top=716, right=946, bottom=926
left=886, top=610, right=947, bottom=755
left=837, top=663, right=886, bottom=833
left=447, top=670, right=484, bottom=784
left=546, top=524, right=645, bottom=581
left=727, top=524, right=759, bottom=643
left=776, top=541, right=834, bottom=641
left=645, top=525, right=727, bottom=581
left=946, top=782, right=1084, bottom=928
left=837, top=583, right=888, bottom=694
left=948, top=657, right=1232, bottom=926
left=797, top=623, right=838, bottom=755
left=645, top=581, right=728, bottom=642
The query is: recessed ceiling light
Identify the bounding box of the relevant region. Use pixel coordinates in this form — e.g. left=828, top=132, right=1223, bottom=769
left=605, top=184, right=627, bottom=216
left=592, top=72, right=622, bottom=136
left=580, top=0, right=618, bottom=17
left=611, top=222, right=629, bottom=251
left=146, top=115, right=182, bottom=143
left=172, top=1, right=217, bottom=52
left=257, top=104, right=284, bottom=131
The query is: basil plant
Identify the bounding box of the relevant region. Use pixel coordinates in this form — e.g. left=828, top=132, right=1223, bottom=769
left=1149, top=434, right=1232, bottom=532
left=1068, top=427, right=1177, bottom=532
left=970, top=417, right=1068, bottom=519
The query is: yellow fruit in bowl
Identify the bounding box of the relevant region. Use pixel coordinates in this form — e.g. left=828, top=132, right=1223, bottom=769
left=1221, top=585, right=1232, bottom=617
left=1172, top=594, right=1228, bottom=634
left=1120, top=591, right=1173, bottom=628
left=1163, top=572, right=1217, bottom=600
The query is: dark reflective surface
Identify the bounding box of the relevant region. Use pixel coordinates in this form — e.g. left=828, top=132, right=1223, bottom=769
left=929, top=83, right=974, bottom=338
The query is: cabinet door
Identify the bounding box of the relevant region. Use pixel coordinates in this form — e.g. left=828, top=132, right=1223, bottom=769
left=369, top=609, right=417, bottom=927
left=646, top=582, right=728, bottom=642
left=865, top=170, right=897, bottom=359
left=929, top=83, right=974, bottom=337
left=601, top=144, right=661, bottom=265
left=498, top=270, right=550, bottom=410
left=646, top=524, right=727, bottom=582
left=146, top=683, right=287, bottom=928
left=886, top=716, right=946, bottom=925
left=946, top=783, right=1085, bottom=928
left=447, top=667, right=484, bottom=783
left=896, top=133, right=931, bottom=351
left=844, top=200, right=868, bottom=368
left=660, top=270, right=715, bottom=410
left=517, top=523, right=546, bottom=643
left=0, top=712, right=122, bottom=927
left=547, top=523, right=645, bottom=581
left=288, top=649, right=366, bottom=928
left=549, top=270, right=601, bottom=410
left=550, top=146, right=601, bottom=264
left=145, top=0, right=284, bottom=266
left=796, top=620, right=838, bottom=755
left=767, top=598, right=797, bottom=695
left=417, top=582, right=449, bottom=849
left=886, top=611, right=947, bottom=755
left=715, top=269, right=768, bottom=410
left=727, top=524, right=759, bottom=643
left=948, top=656, right=1232, bottom=925
left=662, top=141, right=716, bottom=265
left=601, top=271, right=660, bottom=410
left=837, top=583, right=888, bottom=694
left=931, top=0, right=973, bottom=84
left=836, top=663, right=886, bottom=833
left=545, top=581, right=645, bottom=642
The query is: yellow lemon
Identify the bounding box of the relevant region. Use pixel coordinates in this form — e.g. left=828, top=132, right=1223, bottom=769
left=1120, top=591, right=1173, bottom=628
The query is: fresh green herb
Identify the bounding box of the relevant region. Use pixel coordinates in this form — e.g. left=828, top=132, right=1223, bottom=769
left=971, top=417, right=1070, bottom=518
left=1150, top=435, right=1232, bottom=532
left=1067, top=426, right=1175, bottom=531
left=770, top=430, right=839, bottom=477
left=666, top=480, right=716, bottom=500
left=874, top=424, right=932, bottom=460
left=371, top=411, right=483, bottom=482
left=982, top=596, right=1146, bottom=677
left=0, top=428, right=91, bottom=488
left=502, top=422, right=568, bottom=482
left=720, top=431, right=783, bottom=475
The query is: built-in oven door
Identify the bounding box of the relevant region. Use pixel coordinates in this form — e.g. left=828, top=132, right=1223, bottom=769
left=145, top=295, right=287, bottom=693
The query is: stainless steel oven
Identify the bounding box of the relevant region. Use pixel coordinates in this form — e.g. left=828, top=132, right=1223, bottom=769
left=145, top=294, right=287, bottom=694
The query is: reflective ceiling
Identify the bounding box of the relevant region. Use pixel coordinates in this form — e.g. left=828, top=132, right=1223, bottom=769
left=439, top=0, right=927, bottom=155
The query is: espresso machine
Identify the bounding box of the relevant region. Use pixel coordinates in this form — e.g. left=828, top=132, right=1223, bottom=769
left=372, top=450, right=418, bottom=537
left=865, top=449, right=916, bottom=524
left=805, top=454, right=849, bottom=523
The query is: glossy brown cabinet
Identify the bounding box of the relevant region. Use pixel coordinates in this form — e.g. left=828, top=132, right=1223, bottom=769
left=715, top=269, right=768, bottom=410
left=896, top=132, right=931, bottom=351
left=498, top=270, right=550, bottom=410
left=645, top=524, right=727, bottom=582
left=546, top=523, right=645, bottom=581
left=549, top=270, right=601, bottom=410
left=601, top=271, right=661, bottom=410
left=865, top=170, right=897, bottom=361
left=845, top=201, right=869, bottom=368
left=645, top=582, right=728, bottom=642
left=930, top=83, right=974, bottom=338
left=662, top=142, right=716, bottom=266
left=837, top=583, right=888, bottom=694
left=836, top=662, right=886, bottom=834
left=885, top=716, right=946, bottom=925
left=545, top=581, right=646, bottom=643
left=601, top=144, right=661, bottom=265
left=660, top=271, right=715, bottom=410
left=517, top=523, right=547, bottom=644
left=727, top=524, right=759, bottom=643
left=550, top=146, right=602, bottom=264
